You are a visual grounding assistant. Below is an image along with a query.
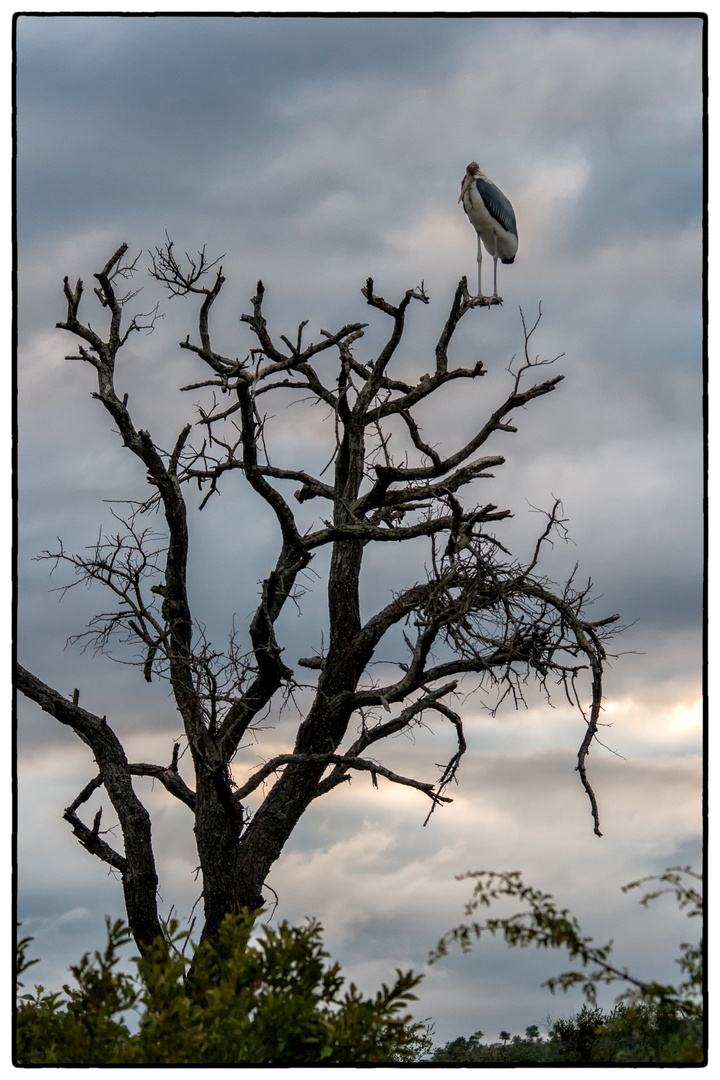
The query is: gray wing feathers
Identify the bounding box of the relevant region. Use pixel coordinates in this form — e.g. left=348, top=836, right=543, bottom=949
left=475, top=178, right=517, bottom=237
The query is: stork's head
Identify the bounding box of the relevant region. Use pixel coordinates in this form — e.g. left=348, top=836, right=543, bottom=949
left=459, top=161, right=482, bottom=203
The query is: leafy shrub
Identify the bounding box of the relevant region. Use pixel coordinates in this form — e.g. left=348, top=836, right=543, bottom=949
left=16, top=912, right=432, bottom=1065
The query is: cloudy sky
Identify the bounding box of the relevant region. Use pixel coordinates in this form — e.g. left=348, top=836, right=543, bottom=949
left=15, top=9, right=704, bottom=1054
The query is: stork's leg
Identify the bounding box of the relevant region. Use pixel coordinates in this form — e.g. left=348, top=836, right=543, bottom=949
left=492, top=233, right=499, bottom=298
left=476, top=233, right=484, bottom=298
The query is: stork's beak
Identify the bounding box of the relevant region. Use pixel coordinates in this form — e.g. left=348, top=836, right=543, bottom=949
left=459, top=172, right=473, bottom=204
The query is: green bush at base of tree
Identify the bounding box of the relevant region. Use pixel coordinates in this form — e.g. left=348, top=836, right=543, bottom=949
left=16, top=912, right=432, bottom=1066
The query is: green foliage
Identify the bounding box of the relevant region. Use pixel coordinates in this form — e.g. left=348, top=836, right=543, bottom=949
left=16, top=921, right=138, bottom=1065
left=593, top=1000, right=704, bottom=1064
left=550, top=1003, right=608, bottom=1062
left=432, top=1003, right=704, bottom=1065
left=431, top=1026, right=558, bottom=1064
left=16, top=912, right=432, bottom=1065
left=430, top=1028, right=484, bottom=1062
left=430, top=865, right=704, bottom=1065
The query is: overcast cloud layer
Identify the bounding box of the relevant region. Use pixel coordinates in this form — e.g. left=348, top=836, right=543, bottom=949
left=15, top=13, right=704, bottom=1049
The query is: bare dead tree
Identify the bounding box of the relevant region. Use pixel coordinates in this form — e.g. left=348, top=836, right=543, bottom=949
left=17, top=242, right=621, bottom=950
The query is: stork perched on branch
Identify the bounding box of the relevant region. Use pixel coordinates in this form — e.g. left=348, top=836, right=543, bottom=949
left=459, top=161, right=518, bottom=302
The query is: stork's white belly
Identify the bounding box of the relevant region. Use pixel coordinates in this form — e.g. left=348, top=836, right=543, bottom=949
left=463, top=187, right=518, bottom=262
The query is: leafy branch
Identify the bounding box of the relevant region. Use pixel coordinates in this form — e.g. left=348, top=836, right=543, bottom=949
left=430, top=866, right=703, bottom=1017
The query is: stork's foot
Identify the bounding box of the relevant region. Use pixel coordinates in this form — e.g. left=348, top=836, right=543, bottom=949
left=459, top=277, right=503, bottom=309
left=469, top=293, right=503, bottom=308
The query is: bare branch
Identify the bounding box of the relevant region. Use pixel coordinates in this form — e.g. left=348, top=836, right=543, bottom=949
left=130, top=760, right=196, bottom=811
left=233, top=751, right=453, bottom=807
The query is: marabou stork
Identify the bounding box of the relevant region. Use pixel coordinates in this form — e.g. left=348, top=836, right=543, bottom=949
left=459, top=161, right=518, bottom=300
